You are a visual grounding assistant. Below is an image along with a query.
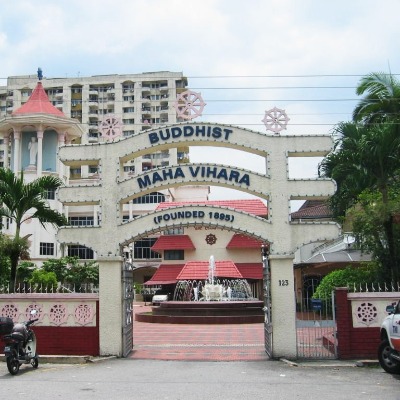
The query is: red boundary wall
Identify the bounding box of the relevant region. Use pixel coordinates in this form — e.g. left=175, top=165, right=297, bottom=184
left=31, top=301, right=99, bottom=356
left=335, top=288, right=380, bottom=359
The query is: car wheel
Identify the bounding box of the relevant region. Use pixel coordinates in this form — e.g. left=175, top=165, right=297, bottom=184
left=378, top=339, right=400, bottom=374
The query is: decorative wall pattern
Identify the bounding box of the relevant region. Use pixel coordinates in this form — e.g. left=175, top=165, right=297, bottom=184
left=350, top=294, right=398, bottom=328
left=0, top=295, right=98, bottom=327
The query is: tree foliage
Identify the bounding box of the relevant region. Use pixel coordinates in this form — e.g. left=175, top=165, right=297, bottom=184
left=29, top=269, right=57, bottom=292
left=42, top=256, right=99, bottom=288
left=0, top=168, right=67, bottom=291
left=318, top=72, right=400, bottom=282
left=313, top=264, right=379, bottom=301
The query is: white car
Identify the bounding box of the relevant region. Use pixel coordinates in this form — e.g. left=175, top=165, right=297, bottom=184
left=378, top=300, right=400, bottom=374
left=152, top=292, right=169, bottom=305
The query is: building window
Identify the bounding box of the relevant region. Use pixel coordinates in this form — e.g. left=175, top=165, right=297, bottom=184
left=45, top=189, right=55, bottom=200
left=123, top=165, right=135, bottom=173
left=123, top=107, right=135, bottom=113
left=40, top=242, right=54, bottom=256
left=133, top=239, right=160, bottom=259
left=133, top=192, right=165, bottom=204
left=164, top=250, right=184, bottom=260
left=68, top=245, right=94, bottom=259
left=68, top=216, right=94, bottom=226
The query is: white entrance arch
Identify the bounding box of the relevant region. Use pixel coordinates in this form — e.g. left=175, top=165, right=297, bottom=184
left=57, top=122, right=340, bottom=358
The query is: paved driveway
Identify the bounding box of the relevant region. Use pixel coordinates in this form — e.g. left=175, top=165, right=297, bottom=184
left=131, top=303, right=268, bottom=361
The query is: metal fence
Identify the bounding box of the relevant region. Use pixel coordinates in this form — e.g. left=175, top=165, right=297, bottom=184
left=0, top=282, right=99, bottom=294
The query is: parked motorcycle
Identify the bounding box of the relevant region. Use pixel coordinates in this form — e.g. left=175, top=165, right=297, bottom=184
left=1, top=310, right=39, bottom=375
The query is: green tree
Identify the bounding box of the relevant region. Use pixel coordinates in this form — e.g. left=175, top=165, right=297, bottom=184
left=0, top=168, right=67, bottom=292
left=42, top=256, right=99, bottom=291
left=0, top=234, right=11, bottom=287
left=16, top=261, right=36, bottom=284
left=319, top=72, right=400, bottom=282
left=42, top=256, right=77, bottom=282
left=313, top=264, right=379, bottom=301
left=29, top=269, right=57, bottom=292
left=353, top=72, right=400, bottom=126
left=349, top=188, right=400, bottom=281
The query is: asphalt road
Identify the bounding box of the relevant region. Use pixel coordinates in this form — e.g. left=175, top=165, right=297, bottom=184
left=0, top=359, right=399, bottom=400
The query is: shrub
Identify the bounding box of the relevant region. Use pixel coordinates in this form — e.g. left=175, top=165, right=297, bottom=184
left=29, top=269, right=57, bottom=292
left=312, top=263, right=379, bottom=301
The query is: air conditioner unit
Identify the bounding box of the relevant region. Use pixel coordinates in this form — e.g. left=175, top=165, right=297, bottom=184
left=130, top=100, right=134, bottom=103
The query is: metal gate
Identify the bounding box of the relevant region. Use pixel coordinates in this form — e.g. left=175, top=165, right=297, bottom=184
left=122, top=262, right=134, bottom=357
left=296, top=288, right=337, bottom=359
left=262, top=246, right=272, bottom=358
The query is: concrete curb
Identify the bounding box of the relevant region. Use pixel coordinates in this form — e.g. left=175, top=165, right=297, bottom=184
left=280, top=358, right=380, bottom=368
left=1, top=354, right=117, bottom=364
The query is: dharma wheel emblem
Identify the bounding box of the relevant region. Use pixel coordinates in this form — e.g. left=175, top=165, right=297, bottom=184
left=262, top=107, right=290, bottom=134
left=205, top=234, right=217, bottom=245
left=99, top=114, right=123, bottom=141
left=173, top=90, right=206, bottom=120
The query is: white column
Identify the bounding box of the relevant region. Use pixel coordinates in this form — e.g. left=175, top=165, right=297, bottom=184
left=93, top=205, right=99, bottom=226
left=36, top=129, right=43, bottom=176
left=270, top=255, right=297, bottom=359
left=13, top=129, right=21, bottom=173
left=3, top=136, right=9, bottom=169
left=57, top=132, right=66, bottom=178
left=98, top=256, right=124, bottom=356
left=129, top=200, right=133, bottom=220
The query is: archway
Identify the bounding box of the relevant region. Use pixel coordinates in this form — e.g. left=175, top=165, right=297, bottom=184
left=57, top=122, right=340, bottom=358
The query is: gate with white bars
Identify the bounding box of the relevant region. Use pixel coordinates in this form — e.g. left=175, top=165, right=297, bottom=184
left=296, top=291, right=337, bottom=359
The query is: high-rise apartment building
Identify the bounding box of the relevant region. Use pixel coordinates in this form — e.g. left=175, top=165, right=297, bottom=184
left=0, top=71, right=208, bottom=267
left=0, top=71, right=190, bottom=170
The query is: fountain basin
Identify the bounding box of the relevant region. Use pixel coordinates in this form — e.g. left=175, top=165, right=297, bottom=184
left=135, top=300, right=264, bottom=324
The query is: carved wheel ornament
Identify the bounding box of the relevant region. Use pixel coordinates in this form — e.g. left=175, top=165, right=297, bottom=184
left=355, top=302, right=378, bottom=326
left=205, top=234, right=217, bottom=245
left=262, top=107, right=290, bottom=134
left=98, top=114, right=123, bottom=141
left=173, top=90, right=206, bottom=120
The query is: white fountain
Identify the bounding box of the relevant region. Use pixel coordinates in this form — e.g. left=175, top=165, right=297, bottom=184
left=201, top=255, right=224, bottom=301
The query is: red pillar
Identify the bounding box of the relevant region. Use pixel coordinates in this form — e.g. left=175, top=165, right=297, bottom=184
left=335, top=287, right=352, bottom=359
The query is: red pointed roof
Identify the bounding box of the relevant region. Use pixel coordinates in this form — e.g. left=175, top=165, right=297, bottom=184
left=226, top=234, right=263, bottom=249
left=151, top=235, right=196, bottom=252
left=144, top=264, right=184, bottom=285
left=156, top=199, right=268, bottom=216
left=12, top=82, right=65, bottom=117
left=176, top=260, right=243, bottom=280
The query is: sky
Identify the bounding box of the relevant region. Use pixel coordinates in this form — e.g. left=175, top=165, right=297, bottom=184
left=0, top=0, right=399, bottom=207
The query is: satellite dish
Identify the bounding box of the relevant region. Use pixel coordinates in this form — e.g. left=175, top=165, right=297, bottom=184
left=343, top=235, right=355, bottom=245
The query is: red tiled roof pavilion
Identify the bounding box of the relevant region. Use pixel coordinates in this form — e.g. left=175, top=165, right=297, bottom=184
left=12, top=81, right=65, bottom=117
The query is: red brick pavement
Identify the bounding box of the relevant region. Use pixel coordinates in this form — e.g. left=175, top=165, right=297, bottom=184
left=131, top=303, right=268, bottom=361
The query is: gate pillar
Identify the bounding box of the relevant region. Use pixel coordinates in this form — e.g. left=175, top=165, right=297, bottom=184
left=98, top=256, right=124, bottom=356
left=270, top=256, right=297, bottom=359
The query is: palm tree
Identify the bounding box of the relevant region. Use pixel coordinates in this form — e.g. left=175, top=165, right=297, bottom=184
left=0, top=168, right=67, bottom=292
left=353, top=72, right=400, bottom=126
left=320, top=71, right=400, bottom=281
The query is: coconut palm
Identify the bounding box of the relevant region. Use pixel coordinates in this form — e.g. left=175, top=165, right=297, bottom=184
left=0, top=168, right=67, bottom=292
left=320, top=120, right=400, bottom=280
left=353, top=72, right=400, bottom=126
